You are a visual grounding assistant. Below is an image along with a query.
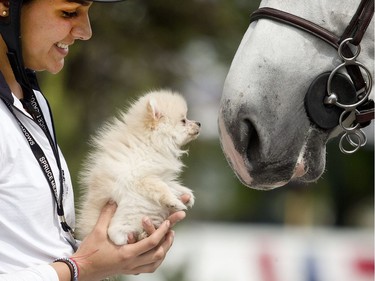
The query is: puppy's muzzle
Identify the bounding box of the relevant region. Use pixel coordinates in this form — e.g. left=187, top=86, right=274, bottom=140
left=188, top=120, right=201, bottom=137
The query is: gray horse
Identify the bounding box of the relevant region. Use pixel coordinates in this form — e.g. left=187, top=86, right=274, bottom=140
left=219, top=0, right=374, bottom=190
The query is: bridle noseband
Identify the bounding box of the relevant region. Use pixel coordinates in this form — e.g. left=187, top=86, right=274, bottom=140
left=249, top=0, right=374, bottom=154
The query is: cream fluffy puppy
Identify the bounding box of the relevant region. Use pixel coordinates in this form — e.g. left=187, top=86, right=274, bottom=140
left=76, top=90, right=200, bottom=245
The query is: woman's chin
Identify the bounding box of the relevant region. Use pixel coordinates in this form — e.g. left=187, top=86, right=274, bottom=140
left=47, top=61, right=65, bottom=74
left=27, top=59, right=64, bottom=74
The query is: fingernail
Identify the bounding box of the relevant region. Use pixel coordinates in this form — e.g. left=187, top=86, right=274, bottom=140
left=128, top=232, right=134, bottom=241
left=108, top=200, right=115, bottom=205
left=165, top=220, right=170, bottom=228
left=143, top=217, right=152, bottom=226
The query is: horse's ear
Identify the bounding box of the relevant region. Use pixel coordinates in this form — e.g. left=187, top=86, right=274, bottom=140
left=147, top=97, right=163, bottom=120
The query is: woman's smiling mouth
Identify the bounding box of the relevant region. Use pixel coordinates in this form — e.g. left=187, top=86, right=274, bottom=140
left=55, top=42, right=69, bottom=55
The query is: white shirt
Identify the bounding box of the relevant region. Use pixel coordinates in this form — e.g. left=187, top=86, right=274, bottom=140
left=0, top=90, right=76, bottom=280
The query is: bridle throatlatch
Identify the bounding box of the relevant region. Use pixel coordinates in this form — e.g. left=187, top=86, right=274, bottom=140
left=250, top=0, right=374, bottom=154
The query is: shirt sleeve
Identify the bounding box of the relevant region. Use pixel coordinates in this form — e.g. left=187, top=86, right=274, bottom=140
left=0, top=264, right=58, bottom=281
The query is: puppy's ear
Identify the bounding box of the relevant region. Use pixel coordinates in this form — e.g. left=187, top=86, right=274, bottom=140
left=146, top=98, right=164, bottom=130
left=147, top=97, right=163, bottom=120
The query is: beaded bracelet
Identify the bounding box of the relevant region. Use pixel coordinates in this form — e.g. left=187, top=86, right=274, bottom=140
left=53, top=258, right=79, bottom=281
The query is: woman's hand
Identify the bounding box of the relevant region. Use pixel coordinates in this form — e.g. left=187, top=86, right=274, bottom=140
left=71, top=200, right=186, bottom=281
left=141, top=194, right=190, bottom=236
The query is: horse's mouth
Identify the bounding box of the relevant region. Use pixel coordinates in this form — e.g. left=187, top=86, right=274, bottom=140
left=218, top=114, right=325, bottom=190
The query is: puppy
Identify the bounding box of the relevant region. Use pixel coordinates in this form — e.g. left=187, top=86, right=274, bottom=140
left=76, top=90, right=200, bottom=245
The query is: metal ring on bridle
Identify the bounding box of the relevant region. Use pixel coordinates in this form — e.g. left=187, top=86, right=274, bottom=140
left=339, top=110, right=359, bottom=132
left=326, top=62, right=373, bottom=110
left=338, top=38, right=361, bottom=61
left=347, top=129, right=367, bottom=147
left=337, top=109, right=367, bottom=154
left=339, top=130, right=365, bottom=154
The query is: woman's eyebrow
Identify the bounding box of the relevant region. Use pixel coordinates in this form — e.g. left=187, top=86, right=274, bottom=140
left=67, top=0, right=92, bottom=6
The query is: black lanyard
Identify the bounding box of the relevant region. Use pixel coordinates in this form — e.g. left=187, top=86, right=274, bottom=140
left=1, top=92, right=74, bottom=237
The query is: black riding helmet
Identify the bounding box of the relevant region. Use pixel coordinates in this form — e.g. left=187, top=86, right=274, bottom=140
left=0, top=0, right=125, bottom=102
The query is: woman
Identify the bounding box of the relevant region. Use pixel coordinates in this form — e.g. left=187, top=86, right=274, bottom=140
left=0, top=0, right=188, bottom=280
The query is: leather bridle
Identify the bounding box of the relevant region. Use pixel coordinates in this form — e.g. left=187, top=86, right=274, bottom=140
left=249, top=0, right=374, bottom=153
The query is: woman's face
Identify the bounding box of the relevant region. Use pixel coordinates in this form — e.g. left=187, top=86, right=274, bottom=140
left=21, top=0, right=93, bottom=74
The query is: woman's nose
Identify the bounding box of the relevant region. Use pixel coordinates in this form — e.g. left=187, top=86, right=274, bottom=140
left=72, top=14, right=92, bottom=41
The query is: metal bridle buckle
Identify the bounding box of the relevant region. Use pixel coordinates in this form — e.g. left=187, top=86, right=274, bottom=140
left=325, top=38, right=373, bottom=154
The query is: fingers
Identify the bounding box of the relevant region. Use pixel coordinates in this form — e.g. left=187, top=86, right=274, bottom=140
left=133, top=220, right=170, bottom=255
left=129, top=230, right=175, bottom=274
left=180, top=194, right=191, bottom=204
left=127, top=232, right=137, bottom=244
left=142, top=217, right=156, bottom=236
left=160, top=230, right=174, bottom=255
left=94, top=201, right=117, bottom=234
left=168, top=211, right=186, bottom=228
left=142, top=209, right=186, bottom=236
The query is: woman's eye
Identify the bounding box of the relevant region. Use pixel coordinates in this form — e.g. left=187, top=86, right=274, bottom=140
left=62, top=11, right=78, bottom=18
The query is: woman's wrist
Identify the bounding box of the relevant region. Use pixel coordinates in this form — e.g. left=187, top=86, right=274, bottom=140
left=52, top=257, right=79, bottom=281
left=51, top=260, right=73, bottom=281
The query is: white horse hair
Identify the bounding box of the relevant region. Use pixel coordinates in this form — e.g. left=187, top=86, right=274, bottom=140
left=219, top=0, right=374, bottom=190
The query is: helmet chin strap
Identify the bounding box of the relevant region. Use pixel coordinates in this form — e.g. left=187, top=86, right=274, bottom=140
left=0, top=0, right=35, bottom=101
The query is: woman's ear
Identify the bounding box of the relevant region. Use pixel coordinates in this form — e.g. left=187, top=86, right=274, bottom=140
left=0, top=0, right=9, bottom=17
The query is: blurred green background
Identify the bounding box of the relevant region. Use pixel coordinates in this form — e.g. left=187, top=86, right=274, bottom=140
left=38, top=0, right=373, bottom=230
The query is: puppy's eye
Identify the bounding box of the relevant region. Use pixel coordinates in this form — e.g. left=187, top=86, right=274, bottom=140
left=181, top=119, right=187, bottom=125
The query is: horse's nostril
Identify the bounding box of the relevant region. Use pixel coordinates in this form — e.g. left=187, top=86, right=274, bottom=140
left=243, top=119, right=260, bottom=161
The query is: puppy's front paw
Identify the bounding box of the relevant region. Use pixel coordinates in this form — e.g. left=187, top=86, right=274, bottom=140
left=173, top=185, right=195, bottom=209
left=185, top=192, right=195, bottom=208
left=163, top=197, right=187, bottom=212
left=108, top=224, right=133, bottom=245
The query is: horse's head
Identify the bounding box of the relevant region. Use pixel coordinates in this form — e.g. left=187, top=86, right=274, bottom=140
left=218, top=0, right=374, bottom=190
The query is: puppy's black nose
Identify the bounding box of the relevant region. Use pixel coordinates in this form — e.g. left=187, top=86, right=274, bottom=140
left=196, top=122, right=201, bottom=127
